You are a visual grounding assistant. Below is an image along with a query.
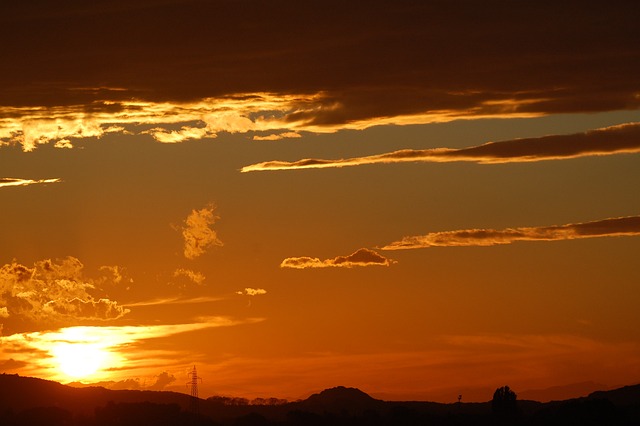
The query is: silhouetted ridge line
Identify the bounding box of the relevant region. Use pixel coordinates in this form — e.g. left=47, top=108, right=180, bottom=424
left=2, top=375, right=640, bottom=425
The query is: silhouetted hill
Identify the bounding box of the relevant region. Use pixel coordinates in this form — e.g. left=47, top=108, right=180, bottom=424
left=2, top=374, right=640, bottom=425
left=298, top=386, right=381, bottom=414
left=588, top=383, right=640, bottom=406
left=0, top=374, right=193, bottom=414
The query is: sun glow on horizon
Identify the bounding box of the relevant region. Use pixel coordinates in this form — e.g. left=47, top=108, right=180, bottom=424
left=0, top=319, right=255, bottom=384
left=51, top=342, right=112, bottom=380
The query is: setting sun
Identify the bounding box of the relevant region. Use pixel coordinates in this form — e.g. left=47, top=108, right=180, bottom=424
left=51, top=342, right=111, bottom=380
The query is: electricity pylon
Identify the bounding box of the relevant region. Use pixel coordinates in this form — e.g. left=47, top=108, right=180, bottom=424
left=187, top=365, right=203, bottom=414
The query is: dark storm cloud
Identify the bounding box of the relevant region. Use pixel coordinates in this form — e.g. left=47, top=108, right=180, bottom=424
left=382, top=216, right=640, bottom=250
left=0, top=0, right=638, bottom=136
left=242, top=122, right=640, bottom=171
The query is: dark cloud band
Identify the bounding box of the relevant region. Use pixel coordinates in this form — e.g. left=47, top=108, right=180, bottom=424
left=1, top=1, right=639, bottom=149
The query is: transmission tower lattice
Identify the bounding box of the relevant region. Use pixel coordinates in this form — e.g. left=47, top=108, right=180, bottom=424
left=187, top=365, right=203, bottom=414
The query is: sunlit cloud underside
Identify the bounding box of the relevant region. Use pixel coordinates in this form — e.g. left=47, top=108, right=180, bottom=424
left=281, top=248, right=395, bottom=269
left=0, top=177, right=61, bottom=188
left=242, top=122, right=640, bottom=172
left=382, top=216, right=640, bottom=250
left=0, top=95, right=550, bottom=152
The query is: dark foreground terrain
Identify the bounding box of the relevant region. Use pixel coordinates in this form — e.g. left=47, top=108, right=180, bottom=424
left=1, top=374, right=639, bottom=425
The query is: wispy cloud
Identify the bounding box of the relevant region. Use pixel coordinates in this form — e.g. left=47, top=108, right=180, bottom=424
left=0, top=257, right=129, bottom=333
left=236, top=288, right=267, bottom=296
left=173, top=268, right=206, bottom=285
left=0, top=177, right=61, bottom=188
left=98, top=265, right=125, bottom=285
left=242, top=122, right=640, bottom=172
left=382, top=216, right=640, bottom=250
left=281, top=248, right=396, bottom=269
left=252, top=132, right=302, bottom=141
left=143, top=125, right=214, bottom=144
left=123, top=296, right=222, bottom=308
left=181, top=204, right=223, bottom=260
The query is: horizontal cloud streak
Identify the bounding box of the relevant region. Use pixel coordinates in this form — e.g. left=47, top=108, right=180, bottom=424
left=123, top=296, right=223, bottom=307
left=382, top=216, right=640, bottom=250
left=0, top=177, right=61, bottom=188
left=0, top=318, right=263, bottom=382
left=281, top=248, right=396, bottom=269
left=242, top=123, right=640, bottom=172
left=0, top=96, right=544, bottom=152
left=0, top=95, right=317, bottom=151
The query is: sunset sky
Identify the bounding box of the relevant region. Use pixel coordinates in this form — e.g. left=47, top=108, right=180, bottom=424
left=1, top=1, right=640, bottom=403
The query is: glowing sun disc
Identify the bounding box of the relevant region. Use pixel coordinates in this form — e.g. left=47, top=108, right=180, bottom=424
left=52, top=343, right=110, bottom=379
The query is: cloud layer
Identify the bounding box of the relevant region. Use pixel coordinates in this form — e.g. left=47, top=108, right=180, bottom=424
left=242, top=122, right=640, bottom=172
left=1, top=2, right=639, bottom=150
left=182, top=205, right=223, bottom=260
left=0, top=257, right=129, bottom=333
left=281, top=248, right=396, bottom=269
left=382, top=216, right=640, bottom=250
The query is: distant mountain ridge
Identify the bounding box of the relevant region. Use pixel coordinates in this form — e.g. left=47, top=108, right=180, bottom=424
left=519, top=381, right=608, bottom=402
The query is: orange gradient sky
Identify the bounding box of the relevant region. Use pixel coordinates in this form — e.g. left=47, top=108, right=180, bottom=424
left=1, top=1, right=640, bottom=403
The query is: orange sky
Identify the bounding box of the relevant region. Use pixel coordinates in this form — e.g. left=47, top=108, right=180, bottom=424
left=1, top=1, right=640, bottom=403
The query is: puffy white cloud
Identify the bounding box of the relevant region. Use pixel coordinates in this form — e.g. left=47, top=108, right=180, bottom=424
left=148, top=371, right=176, bottom=390
left=236, top=288, right=267, bottom=296
left=0, top=257, right=129, bottom=332
left=182, top=205, right=223, bottom=260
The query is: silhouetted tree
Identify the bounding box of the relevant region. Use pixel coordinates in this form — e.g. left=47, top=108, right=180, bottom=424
left=492, top=386, right=519, bottom=425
